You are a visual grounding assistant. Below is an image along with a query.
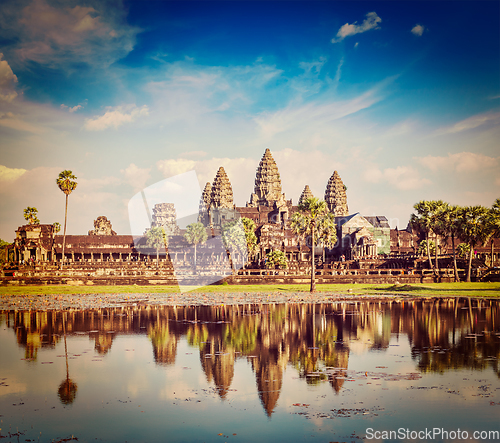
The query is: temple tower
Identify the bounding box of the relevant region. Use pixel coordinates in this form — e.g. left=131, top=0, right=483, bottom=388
left=324, top=171, right=349, bottom=216
left=210, top=167, right=234, bottom=209
left=247, top=148, right=286, bottom=208
left=298, top=185, right=314, bottom=206
left=201, top=182, right=211, bottom=209
left=151, top=203, right=180, bottom=235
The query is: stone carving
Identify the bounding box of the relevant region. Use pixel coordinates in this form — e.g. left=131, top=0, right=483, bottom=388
left=298, top=185, right=314, bottom=205
left=210, top=167, right=234, bottom=209
left=88, top=216, right=117, bottom=235
left=247, top=148, right=286, bottom=208
left=151, top=203, right=180, bottom=235
left=324, top=171, right=348, bottom=216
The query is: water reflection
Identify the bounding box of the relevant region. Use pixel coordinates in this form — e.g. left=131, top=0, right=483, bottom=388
left=3, top=298, right=499, bottom=415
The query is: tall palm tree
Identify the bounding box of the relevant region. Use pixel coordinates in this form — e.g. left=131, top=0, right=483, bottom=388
left=429, top=200, right=447, bottom=275
left=457, top=205, right=489, bottom=282
left=410, top=201, right=436, bottom=272
left=485, top=199, right=500, bottom=268
left=435, top=204, right=462, bottom=282
left=56, top=170, right=77, bottom=269
left=290, top=197, right=336, bottom=293
left=184, top=222, right=208, bottom=271
left=146, top=226, right=167, bottom=268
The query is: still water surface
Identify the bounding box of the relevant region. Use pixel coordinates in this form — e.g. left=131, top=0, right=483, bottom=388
left=1, top=298, right=499, bottom=442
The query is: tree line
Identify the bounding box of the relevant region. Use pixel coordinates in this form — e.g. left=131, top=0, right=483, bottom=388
left=410, top=199, right=500, bottom=282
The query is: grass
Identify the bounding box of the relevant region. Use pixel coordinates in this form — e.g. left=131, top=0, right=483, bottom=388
left=0, top=282, right=499, bottom=297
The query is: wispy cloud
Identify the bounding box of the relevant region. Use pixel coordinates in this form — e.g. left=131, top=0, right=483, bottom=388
left=434, top=111, right=500, bottom=135
left=411, top=24, right=425, bottom=36
left=84, top=104, right=149, bottom=131
left=417, top=152, right=499, bottom=173
left=364, top=164, right=431, bottom=190
left=0, top=111, right=46, bottom=134
left=332, top=12, right=382, bottom=43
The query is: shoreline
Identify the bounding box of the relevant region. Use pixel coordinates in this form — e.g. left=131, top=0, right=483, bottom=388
left=0, top=282, right=499, bottom=310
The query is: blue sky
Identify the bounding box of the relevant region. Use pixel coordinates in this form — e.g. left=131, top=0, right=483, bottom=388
left=0, top=0, right=499, bottom=240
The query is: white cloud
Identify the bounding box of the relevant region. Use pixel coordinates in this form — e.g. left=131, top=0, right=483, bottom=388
left=0, top=164, right=26, bottom=181
left=0, top=53, right=18, bottom=102
left=418, top=152, right=499, bottom=173
left=411, top=24, right=425, bottom=36
left=434, top=111, right=500, bottom=135
left=332, top=12, right=382, bottom=43
left=61, top=103, right=83, bottom=113
left=364, top=165, right=430, bottom=190
left=121, top=163, right=151, bottom=192
left=84, top=105, right=149, bottom=131
left=2, top=0, right=139, bottom=69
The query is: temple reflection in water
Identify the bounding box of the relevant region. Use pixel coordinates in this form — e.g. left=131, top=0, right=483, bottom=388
left=2, top=298, right=499, bottom=416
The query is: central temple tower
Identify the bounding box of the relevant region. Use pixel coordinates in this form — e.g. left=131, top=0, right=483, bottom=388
left=247, top=148, right=286, bottom=208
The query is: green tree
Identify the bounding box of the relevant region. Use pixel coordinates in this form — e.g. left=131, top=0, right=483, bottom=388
left=241, top=217, right=258, bottom=261
left=0, top=238, right=11, bottom=266
left=435, top=204, right=462, bottom=281
left=146, top=226, right=167, bottom=268
left=266, top=250, right=288, bottom=269
left=53, top=222, right=61, bottom=234
left=56, top=170, right=77, bottom=269
left=290, top=197, right=336, bottom=293
left=410, top=200, right=444, bottom=273
left=23, top=207, right=40, bottom=225
left=184, top=222, right=208, bottom=271
left=457, top=205, right=489, bottom=282
left=457, top=243, right=470, bottom=259
left=485, top=199, right=500, bottom=268
left=221, top=219, right=248, bottom=271
left=417, top=239, right=435, bottom=256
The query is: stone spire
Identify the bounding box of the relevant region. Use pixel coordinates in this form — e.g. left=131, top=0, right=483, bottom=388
left=324, top=171, right=349, bottom=216
left=210, top=167, right=234, bottom=209
left=298, top=185, right=314, bottom=206
left=201, top=182, right=211, bottom=209
left=247, top=148, right=286, bottom=207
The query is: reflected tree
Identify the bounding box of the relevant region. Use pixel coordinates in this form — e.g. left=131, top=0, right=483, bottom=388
left=58, top=311, right=77, bottom=405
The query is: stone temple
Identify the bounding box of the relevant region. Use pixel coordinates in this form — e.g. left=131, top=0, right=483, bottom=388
left=8, top=148, right=409, bottom=269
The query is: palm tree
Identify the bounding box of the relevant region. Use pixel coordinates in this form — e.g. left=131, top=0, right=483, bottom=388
left=146, top=226, right=167, bottom=268
left=435, top=204, right=462, bottom=282
left=410, top=201, right=434, bottom=272
left=290, top=197, right=336, bottom=293
left=429, top=200, right=447, bottom=275
left=410, top=200, right=444, bottom=274
left=485, top=199, right=500, bottom=268
left=184, top=222, right=208, bottom=271
left=56, top=170, right=77, bottom=269
left=23, top=207, right=40, bottom=225
left=457, top=205, right=489, bottom=282
left=58, top=312, right=77, bottom=405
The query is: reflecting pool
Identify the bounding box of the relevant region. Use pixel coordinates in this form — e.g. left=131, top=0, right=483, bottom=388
left=1, top=298, right=499, bottom=442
